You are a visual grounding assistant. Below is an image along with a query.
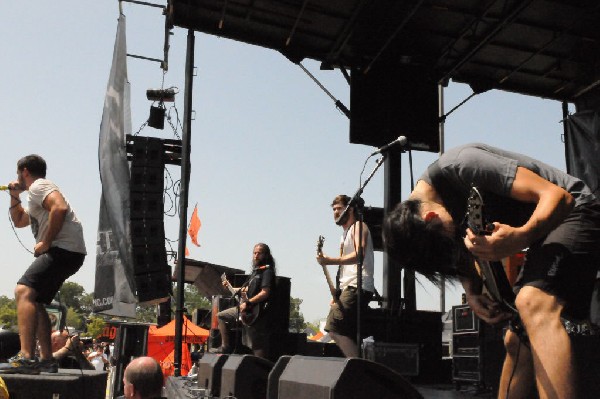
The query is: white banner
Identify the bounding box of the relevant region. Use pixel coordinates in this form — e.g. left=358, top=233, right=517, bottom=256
left=94, top=14, right=136, bottom=318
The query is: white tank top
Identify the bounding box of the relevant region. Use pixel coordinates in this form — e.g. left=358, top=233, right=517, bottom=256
left=338, top=222, right=375, bottom=292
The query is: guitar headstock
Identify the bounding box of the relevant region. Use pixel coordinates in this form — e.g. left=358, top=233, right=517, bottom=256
left=467, top=186, right=493, bottom=235
left=317, top=235, right=325, bottom=255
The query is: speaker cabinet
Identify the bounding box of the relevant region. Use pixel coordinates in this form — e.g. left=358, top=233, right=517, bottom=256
left=2, top=369, right=107, bottom=399
left=350, top=63, right=439, bottom=153
left=451, top=305, right=505, bottom=391
left=219, top=354, right=274, bottom=399
left=134, top=269, right=171, bottom=304
left=111, top=323, right=149, bottom=398
left=197, top=353, right=229, bottom=397
left=275, top=356, right=424, bottom=399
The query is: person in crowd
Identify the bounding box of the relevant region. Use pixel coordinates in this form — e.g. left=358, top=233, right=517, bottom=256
left=51, top=330, right=94, bottom=370
left=119, top=357, right=165, bottom=399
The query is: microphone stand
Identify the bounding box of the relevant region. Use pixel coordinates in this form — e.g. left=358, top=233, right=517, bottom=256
left=339, top=154, right=388, bottom=357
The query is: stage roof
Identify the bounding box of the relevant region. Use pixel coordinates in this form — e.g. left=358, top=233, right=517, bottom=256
left=167, top=0, right=600, bottom=103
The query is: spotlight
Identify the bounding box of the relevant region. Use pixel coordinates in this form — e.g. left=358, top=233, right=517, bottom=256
left=148, top=104, right=166, bottom=130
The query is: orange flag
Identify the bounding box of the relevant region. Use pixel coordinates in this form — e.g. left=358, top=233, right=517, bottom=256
left=188, top=204, right=201, bottom=247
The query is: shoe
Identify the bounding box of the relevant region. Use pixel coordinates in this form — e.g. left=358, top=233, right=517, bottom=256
left=38, top=358, right=58, bottom=373
left=0, top=352, right=40, bottom=375
left=213, top=346, right=232, bottom=354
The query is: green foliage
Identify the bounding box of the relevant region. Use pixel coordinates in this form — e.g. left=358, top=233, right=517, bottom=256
left=59, top=281, right=86, bottom=312
left=66, top=307, right=85, bottom=330
left=289, top=297, right=306, bottom=332
left=86, top=316, right=106, bottom=339
left=135, top=305, right=158, bottom=323
left=0, top=296, right=17, bottom=330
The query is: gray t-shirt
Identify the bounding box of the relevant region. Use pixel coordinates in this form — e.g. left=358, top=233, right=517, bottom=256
left=27, top=179, right=87, bottom=254
left=420, top=143, right=596, bottom=226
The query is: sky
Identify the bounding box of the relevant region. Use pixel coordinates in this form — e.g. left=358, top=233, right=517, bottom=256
left=1, top=1, right=574, bottom=324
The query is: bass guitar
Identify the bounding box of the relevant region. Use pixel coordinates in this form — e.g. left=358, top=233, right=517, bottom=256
left=317, top=235, right=339, bottom=303
left=221, top=273, right=260, bottom=326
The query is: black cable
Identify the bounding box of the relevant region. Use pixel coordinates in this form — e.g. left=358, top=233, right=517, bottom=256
left=6, top=207, right=34, bottom=255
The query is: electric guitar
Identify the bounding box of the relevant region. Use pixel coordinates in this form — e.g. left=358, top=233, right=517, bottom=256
left=317, top=235, right=340, bottom=303
left=466, top=186, right=517, bottom=313
left=466, top=187, right=599, bottom=336
left=220, top=273, right=260, bottom=326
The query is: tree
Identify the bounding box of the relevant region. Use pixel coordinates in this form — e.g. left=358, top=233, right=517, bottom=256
left=0, top=296, right=17, bottom=330
left=58, top=281, right=86, bottom=313
left=86, top=316, right=106, bottom=339
left=66, top=307, right=85, bottom=331
left=289, top=297, right=306, bottom=332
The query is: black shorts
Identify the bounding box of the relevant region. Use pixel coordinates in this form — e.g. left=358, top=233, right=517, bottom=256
left=514, top=201, right=600, bottom=320
left=325, top=286, right=373, bottom=338
left=18, top=247, right=85, bottom=305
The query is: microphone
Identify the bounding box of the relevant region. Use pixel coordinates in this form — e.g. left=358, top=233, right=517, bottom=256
left=253, top=265, right=270, bottom=271
left=0, top=183, right=18, bottom=191
left=370, top=136, right=409, bottom=156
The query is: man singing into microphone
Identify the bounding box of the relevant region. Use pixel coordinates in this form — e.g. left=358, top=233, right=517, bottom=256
left=1, top=155, right=86, bottom=374
left=316, top=194, right=375, bottom=357
left=215, top=243, right=276, bottom=359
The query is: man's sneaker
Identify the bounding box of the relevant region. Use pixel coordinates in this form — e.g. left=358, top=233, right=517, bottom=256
left=38, top=358, right=58, bottom=373
left=0, top=352, right=40, bottom=375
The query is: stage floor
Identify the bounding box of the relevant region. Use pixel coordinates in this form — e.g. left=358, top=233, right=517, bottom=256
left=416, top=384, right=494, bottom=399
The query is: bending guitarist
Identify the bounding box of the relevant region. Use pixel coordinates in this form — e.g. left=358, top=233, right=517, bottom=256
left=216, top=243, right=276, bottom=359
left=316, top=194, right=375, bottom=358
left=383, top=143, right=600, bottom=399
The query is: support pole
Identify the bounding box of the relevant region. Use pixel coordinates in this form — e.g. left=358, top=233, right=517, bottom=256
left=174, top=28, right=195, bottom=377
left=438, top=83, right=446, bottom=313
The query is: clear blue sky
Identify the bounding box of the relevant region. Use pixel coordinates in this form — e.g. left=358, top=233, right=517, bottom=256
left=1, top=1, right=573, bottom=323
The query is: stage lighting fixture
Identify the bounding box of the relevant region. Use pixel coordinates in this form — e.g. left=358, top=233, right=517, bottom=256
left=146, top=88, right=176, bottom=102
left=148, top=104, right=166, bottom=129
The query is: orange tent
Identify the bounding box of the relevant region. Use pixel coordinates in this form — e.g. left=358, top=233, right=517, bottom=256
left=147, top=317, right=209, bottom=377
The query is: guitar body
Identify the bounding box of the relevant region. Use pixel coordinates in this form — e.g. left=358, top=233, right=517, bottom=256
left=221, top=273, right=261, bottom=326
left=467, top=187, right=516, bottom=312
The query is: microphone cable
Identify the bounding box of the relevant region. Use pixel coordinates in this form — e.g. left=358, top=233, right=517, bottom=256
left=5, top=198, right=34, bottom=255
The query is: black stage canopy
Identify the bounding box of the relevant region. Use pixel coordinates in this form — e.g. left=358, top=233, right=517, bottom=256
left=167, top=0, right=600, bottom=104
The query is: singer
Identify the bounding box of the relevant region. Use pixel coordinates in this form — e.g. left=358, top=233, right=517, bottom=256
left=0, top=155, right=86, bottom=375
left=316, top=194, right=375, bottom=357
left=215, top=243, right=277, bottom=359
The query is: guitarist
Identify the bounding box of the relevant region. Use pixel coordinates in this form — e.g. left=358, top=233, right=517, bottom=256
left=317, top=194, right=375, bottom=358
left=216, top=243, right=276, bottom=359
left=383, top=143, right=600, bottom=399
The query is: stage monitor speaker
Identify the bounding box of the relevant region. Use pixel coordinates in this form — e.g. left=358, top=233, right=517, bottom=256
left=2, top=369, right=107, bottom=399
left=197, top=353, right=229, bottom=397
left=350, top=63, right=439, bottom=153
left=219, top=354, right=274, bottom=399
left=0, top=330, right=20, bottom=361
left=267, top=355, right=292, bottom=399
left=276, top=356, right=424, bottom=399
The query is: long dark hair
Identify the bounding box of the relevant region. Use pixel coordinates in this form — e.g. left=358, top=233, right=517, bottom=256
left=254, top=242, right=276, bottom=275
left=383, top=199, right=468, bottom=286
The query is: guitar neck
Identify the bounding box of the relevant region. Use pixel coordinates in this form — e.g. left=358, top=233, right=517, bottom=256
left=320, top=265, right=337, bottom=298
